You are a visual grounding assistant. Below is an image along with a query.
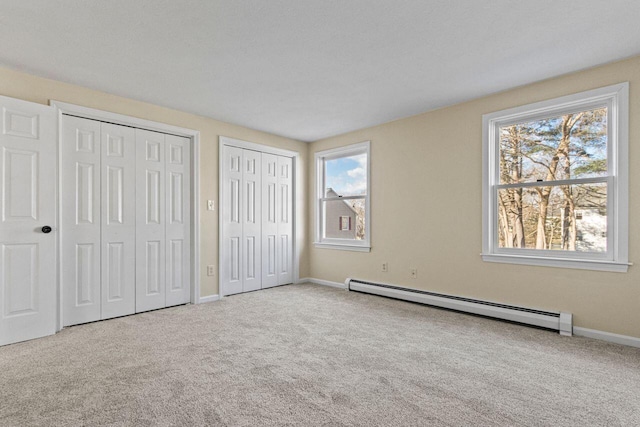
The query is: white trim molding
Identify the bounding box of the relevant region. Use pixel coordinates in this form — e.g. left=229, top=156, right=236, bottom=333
left=198, top=294, right=220, bottom=304
left=481, top=83, right=629, bottom=272
left=51, top=101, right=202, bottom=332
left=482, top=253, right=631, bottom=273
left=297, top=277, right=348, bottom=289
left=314, top=243, right=371, bottom=252
left=573, top=327, right=640, bottom=348
left=219, top=135, right=298, bottom=157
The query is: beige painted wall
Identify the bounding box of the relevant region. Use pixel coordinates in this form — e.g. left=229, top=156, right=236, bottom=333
left=0, top=66, right=309, bottom=297
left=308, top=55, right=640, bottom=338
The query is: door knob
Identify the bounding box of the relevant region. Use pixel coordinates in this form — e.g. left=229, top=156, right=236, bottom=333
left=41, top=226, right=52, bottom=234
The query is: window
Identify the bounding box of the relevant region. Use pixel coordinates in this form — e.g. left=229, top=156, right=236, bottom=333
left=482, top=83, right=628, bottom=272
left=340, top=216, right=352, bottom=231
left=315, top=141, right=370, bottom=251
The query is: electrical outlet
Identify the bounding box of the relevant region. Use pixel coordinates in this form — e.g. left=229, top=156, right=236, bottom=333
left=382, top=262, right=388, bottom=272
left=207, top=265, right=215, bottom=276
left=207, top=200, right=215, bottom=211
left=410, top=268, right=417, bottom=279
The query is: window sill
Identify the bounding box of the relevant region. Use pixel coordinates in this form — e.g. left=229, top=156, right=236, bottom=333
left=481, top=253, right=630, bottom=273
left=314, top=242, right=371, bottom=252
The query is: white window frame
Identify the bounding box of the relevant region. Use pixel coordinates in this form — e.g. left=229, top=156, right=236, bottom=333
left=482, top=83, right=629, bottom=272
left=315, top=141, right=371, bottom=252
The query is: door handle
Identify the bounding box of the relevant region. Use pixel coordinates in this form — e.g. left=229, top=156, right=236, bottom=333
left=41, top=226, right=52, bottom=234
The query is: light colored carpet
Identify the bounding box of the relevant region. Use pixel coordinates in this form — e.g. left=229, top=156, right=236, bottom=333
left=1, top=283, right=639, bottom=426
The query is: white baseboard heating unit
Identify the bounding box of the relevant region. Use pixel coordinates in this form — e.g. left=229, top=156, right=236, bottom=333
left=346, top=278, right=573, bottom=336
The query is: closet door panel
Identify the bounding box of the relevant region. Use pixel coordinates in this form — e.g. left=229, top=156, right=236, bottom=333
left=261, top=153, right=278, bottom=289
left=101, top=123, right=136, bottom=320
left=165, top=135, right=190, bottom=306
left=61, top=116, right=102, bottom=326
left=242, top=150, right=262, bottom=292
left=277, top=156, right=293, bottom=285
left=221, top=146, right=244, bottom=296
left=135, top=129, right=166, bottom=312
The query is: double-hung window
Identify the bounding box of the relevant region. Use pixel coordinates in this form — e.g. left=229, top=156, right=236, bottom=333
left=315, top=141, right=370, bottom=251
left=482, top=83, right=629, bottom=272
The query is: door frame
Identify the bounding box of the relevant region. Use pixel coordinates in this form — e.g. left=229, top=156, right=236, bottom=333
left=218, top=136, right=300, bottom=297
left=51, top=101, right=201, bottom=331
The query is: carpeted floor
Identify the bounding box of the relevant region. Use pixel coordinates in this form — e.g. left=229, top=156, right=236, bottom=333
left=1, top=283, right=639, bottom=426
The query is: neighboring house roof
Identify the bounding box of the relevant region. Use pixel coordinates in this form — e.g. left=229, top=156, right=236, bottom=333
left=326, top=188, right=357, bottom=214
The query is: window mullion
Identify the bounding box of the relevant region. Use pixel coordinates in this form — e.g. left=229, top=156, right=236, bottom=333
left=320, top=195, right=366, bottom=202
left=496, top=176, right=609, bottom=190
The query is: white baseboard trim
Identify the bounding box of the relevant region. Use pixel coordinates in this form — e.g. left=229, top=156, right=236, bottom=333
left=198, top=294, right=220, bottom=304
left=297, top=277, right=347, bottom=289
left=573, top=327, right=640, bottom=348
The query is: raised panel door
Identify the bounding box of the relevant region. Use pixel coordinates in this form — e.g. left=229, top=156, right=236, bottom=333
left=61, top=115, right=101, bottom=326
left=277, top=156, right=293, bottom=285
left=101, top=123, right=135, bottom=320
left=221, top=146, right=244, bottom=296
left=261, top=153, right=279, bottom=289
left=135, top=129, right=166, bottom=312
left=242, top=150, right=262, bottom=292
left=165, top=135, right=190, bottom=307
left=0, top=96, right=56, bottom=345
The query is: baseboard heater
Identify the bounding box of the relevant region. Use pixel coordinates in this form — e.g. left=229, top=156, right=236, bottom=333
left=345, top=278, right=573, bottom=336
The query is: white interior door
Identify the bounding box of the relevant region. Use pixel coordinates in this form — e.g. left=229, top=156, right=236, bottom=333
left=63, top=118, right=192, bottom=324
left=0, top=95, right=57, bottom=346
left=137, top=131, right=191, bottom=310
left=135, top=129, right=166, bottom=312
left=165, top=134, right=191, bottom=306
left=100, top=123, right=136, bottom=320
left=222, top=142, right=294, bottom=296
left=277, top=156, right=293, bottom=285
left=61, top=116, right=102, bottom=326
left=261, top=153, right=278, bottom=289
left=242, top=149, right=261, bottom=292
left=221, top=145, right=243, bottom=296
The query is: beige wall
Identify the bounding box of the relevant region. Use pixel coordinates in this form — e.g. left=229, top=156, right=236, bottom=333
left=3, top=54, right=639, bottom=338
left=0, top=66, right=309, bottom=297
left=308, top=55, right=640, bottom=338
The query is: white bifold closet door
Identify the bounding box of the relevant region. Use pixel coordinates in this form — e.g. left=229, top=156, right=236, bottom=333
left=221, top=146, right=293, bottom=296
left=136, top=129, right=191, bottom=312
left=241, top=149, right=262, bottom=293
left=62, top=116, right=190, bottom=327
left=62, top=117, right=136, bottom=325
left=261, top=153, right=293, bottom=289
left=61, top=116, right=102, bottom=326
left=101, top=123, right=137, bottom=320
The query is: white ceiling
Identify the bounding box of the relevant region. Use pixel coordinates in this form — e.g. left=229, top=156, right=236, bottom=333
left=1, top=1, right=639, bottom=142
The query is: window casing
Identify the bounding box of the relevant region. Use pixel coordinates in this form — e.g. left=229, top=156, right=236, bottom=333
left=482, top=83, right=629, bottom=272
left=315, top=141, right=371, bottom=252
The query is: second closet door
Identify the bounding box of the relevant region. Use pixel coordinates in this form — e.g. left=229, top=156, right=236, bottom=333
left=221, top=145, right=293, bottom=296
left=261, top=154, right=293, bottom=288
